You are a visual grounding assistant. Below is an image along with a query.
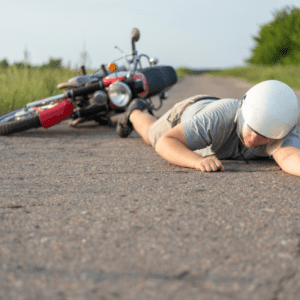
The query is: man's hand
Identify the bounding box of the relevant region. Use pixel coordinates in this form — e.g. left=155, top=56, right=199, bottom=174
left=195, top=156, right=225, bottom=172
left=155, top=124, right=225, bottom=172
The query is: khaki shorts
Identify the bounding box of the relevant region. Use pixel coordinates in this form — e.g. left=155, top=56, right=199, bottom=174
left=149, top=94, right=217, bottom=147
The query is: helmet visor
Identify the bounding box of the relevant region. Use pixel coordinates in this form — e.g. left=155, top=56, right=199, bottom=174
left=247, top=125, right=269, bottom=139
left=236, top=108, right=271, bottom=147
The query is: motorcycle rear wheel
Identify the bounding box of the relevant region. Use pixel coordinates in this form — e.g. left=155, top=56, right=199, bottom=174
left=0, top=108, right=41, bottom=136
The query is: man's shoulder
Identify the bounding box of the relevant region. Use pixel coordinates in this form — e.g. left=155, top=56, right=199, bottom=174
left=211, top=98, right=240, bottom=108
left=187, top=98, right=240, bottom=131
left=282, top=127, right=300, bottom=148
left=202, top=98, right=240, bottom=119
left=181, top=97, right=240, bottom=153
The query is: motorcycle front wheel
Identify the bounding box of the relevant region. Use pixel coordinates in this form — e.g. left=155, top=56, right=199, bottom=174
left=0, top=108, right=41, bottom=136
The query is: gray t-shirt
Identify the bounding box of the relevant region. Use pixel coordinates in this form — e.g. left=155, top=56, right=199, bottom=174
left=181, top=98, right=300, bottom=160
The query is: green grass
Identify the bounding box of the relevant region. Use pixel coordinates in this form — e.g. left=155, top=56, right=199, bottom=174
left=206, top=65, right=300, bottom=90
left=0, top=67, right=79, bottom=114
left=176, top=67, right=194, bottom=81
left=1, top=65, right=300, bottom=115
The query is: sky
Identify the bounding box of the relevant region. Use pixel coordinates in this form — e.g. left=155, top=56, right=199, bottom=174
left=1, top=0, right=299, bottom=70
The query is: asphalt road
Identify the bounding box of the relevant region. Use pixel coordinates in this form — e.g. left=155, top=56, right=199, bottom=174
left=1, top=76, right=300, bottom=300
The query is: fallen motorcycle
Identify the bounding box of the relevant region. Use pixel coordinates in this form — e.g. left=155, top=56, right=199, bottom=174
left=0, top=28, right=177, bottom=135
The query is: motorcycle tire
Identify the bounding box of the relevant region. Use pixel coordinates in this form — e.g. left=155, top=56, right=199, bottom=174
left=0, top=109, right=41, bottom=136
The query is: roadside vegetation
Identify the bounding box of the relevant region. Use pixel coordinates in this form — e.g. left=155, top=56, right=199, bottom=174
left=207, top=65, right=300, bottom=90
left=0, top=65, right=79, bottom=114
left=176, top=67, right=194, bottom=81
left=177, top=65, right=300, bottom=90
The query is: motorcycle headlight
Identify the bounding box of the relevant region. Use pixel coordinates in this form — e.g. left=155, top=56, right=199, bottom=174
left=108, top=82, right=132, bottom=107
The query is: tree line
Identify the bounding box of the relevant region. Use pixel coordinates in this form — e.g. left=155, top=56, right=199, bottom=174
left=0, top=58, right=62, bottom=69
left=247, top=6, right=300, bottom=65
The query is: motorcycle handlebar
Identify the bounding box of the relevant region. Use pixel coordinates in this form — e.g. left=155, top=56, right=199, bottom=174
left=64, top=81, right=104, bottom=98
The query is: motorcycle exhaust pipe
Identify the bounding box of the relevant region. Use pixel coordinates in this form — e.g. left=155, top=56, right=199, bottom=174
left=39, top=99, right=74, bottom=128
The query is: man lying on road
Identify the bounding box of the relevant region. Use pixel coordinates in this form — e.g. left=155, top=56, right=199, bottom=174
left=116, top=80, right=300, bottom=177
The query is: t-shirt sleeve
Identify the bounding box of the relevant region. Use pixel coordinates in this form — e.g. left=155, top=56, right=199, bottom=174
left=181, top=114, right=213, bottom=150
left=181, top=99, right=238, bottom=151
left=281, top=127, right=300, bottom=149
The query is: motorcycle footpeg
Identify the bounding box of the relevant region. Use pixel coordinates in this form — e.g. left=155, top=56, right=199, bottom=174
left=160, top=92, right=168, bottom=100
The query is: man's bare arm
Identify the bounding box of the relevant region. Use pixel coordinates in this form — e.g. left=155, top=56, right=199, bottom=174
left=155, top=123, right=224, bottom=172
left=273, top=146, right=300, bottom=176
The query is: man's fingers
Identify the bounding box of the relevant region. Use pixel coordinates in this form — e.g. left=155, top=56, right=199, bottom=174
left=211, top=161, right=220, bottom=172
left=197, top=157, right=225, bottom=172
left=214, top=159, right=225, bottom=172
left=201, top=161, right=215, bottom=172
left=198, top=164, right=207, bottom=172
left=205, top=164, right=212, bottom=172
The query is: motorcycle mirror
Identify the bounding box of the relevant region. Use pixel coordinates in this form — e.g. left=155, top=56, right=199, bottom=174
left=149, top=58, right=159, bottom=65
left=131, top=28, right=140, bottom=43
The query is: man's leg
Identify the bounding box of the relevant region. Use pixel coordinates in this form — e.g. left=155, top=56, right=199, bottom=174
left=117, top=98, right=178, bottom=146
left=129, top=110, right=156, bottom=145
left=116, top=99, right=153, bottom=139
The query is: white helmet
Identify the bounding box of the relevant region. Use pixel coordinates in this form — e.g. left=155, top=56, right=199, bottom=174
left=235, top=80, right=299, bottom=141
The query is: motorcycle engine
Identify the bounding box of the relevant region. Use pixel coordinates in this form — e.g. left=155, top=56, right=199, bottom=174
left=91, top=91, right=108, bottom=106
